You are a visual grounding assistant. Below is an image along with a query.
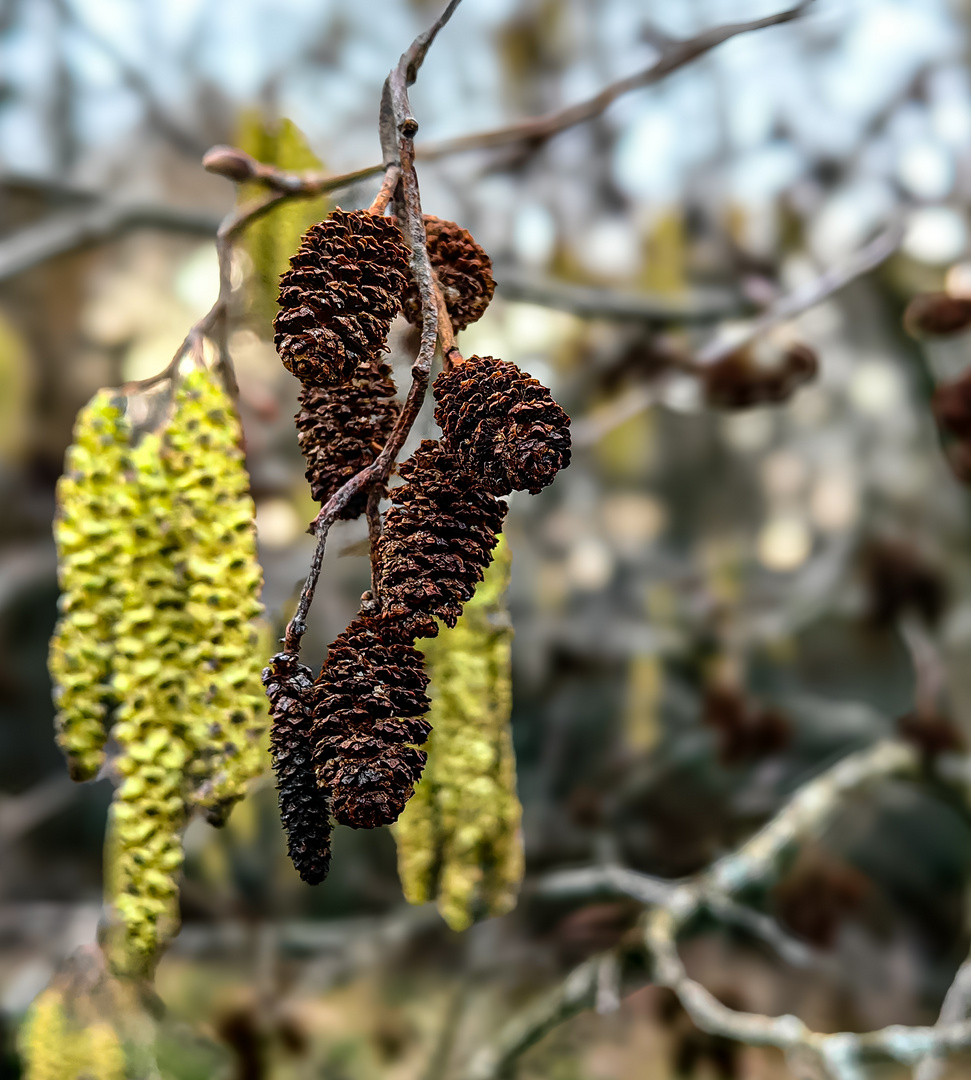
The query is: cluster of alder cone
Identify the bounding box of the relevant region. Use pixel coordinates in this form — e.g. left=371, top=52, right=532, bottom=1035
left=262, top=208, right=571, bottom=884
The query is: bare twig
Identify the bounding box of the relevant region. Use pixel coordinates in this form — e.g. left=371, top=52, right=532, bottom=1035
left=463, top=957, right=601, bottom=1080
left=915, top=936, right=971, bottom=1080
left=366, top=486, right=384, bottom=600
left=464, top=742, right=932, bottom=1080
left=494, top=264, right=745, bottom=324
left=213, top=5, right=811, bottom=202
left=368, top=165, right=402, bottom=216
left=419, top=4, right=809, bottom=161
left=0, top=201, right=220, bottom=283
left=694, top=222, right=902, bottom=368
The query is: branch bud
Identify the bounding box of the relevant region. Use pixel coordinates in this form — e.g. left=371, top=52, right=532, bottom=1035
left=202, top=145, right=257, bottom=183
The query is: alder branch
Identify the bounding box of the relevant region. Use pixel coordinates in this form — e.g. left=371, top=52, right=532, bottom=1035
left=693, top=222, right=902, bottom=369
left=419, top=4, right=810, bottom=160
left=213, top=5, right=810, bottom=203
left=494, top=265, right=745, bottom=325
left=915, top=939, right=971, bottom=1080
left=570, top=222, right=904, bottom=447
left=463, top=741, right=949, bottom=1080
left=0, top=201, right=220, bottom=283
left=281, top=1, right=462, bottom=657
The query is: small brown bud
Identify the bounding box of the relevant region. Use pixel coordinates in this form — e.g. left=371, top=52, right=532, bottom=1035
left=202, top=145, right=257, bottom=183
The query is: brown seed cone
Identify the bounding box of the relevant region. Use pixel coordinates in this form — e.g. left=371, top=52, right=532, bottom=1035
left=295, top=357, right=399, bottom=519
left=904, top=293, right=971, bottom=338
left=703, top=343, right=818, bottom=410
left=701, top=685, right=791, bottom=765
left=400, top=215, right=496, bottom=331
left=378, top=440, right=508, bottom=639
left=263, top=653, right=333, bottom=884
left=433, top=356, right=571, bottom=497
left=312, top=616, right=431, bottom=829
left=274, top=208, right=409, bottom=386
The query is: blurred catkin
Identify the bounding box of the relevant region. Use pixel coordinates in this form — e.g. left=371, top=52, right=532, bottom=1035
left=395, top=536, right=524, bottom=931
left=20, top=987, right=125, bottom=1080
left=49, top=391, right=132, bottom=781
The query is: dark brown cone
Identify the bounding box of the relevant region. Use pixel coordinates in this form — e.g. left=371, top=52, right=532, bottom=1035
left=312, top=617, right=431, bottom=829
left=904, top=293, right=971, bottom=338
left=378, top=440, right=508, bottom=638
left=433, top=356, right=571, bottom=497
left=703, top=344, right=818, bottom=410
left=295, top=357, right=399, bottom=519
left=263, top=653, right=332, bottom=884
left=274, top=208, right=409, bottom=386
left=400, top=216, right=495, bottom=331
left=701, top=685, right=791, bottom=765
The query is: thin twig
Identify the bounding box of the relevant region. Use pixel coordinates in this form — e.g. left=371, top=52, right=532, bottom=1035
left=419, top=4, right=810, bottom=161
left=366, top=486, right=384, bottom=600
left=463, top=742, right=928, bottom=1080
left=914, top=932, right=971, bottom=1080
left=694, top=222, right=902, bottom=369
left=368, top=165, right=402, bottom=216
left=209, top=6, right=809, bottom=205
left=494, top=264, right=745, bottom=324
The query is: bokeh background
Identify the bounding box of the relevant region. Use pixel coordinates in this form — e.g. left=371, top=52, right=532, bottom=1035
left=5, top=0, right=971, bottom=1076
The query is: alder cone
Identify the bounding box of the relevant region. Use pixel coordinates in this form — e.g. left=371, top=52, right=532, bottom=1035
left=295, top=358, right=399, bottom=519
left=904, top=293, right=971, bottom=338
left=703, top=344, right=818, bottom=410
left=313, top=617, right=431, bottom=829
left=264, top=653, right=332, bottom=884
left=379, top=440, right=508, bottom=638
left=274, top=209, right=409, bottom=386
left=401, top=216, right=495, bottom=331
left=433, top=356, right=571, bottom=497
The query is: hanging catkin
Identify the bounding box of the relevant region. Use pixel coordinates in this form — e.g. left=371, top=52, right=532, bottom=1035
left=50, top=365, right=268, bottom=974
left=19, top=951, right=129, bottom=1080
left=395, top=536, right=523, bottom=930
left=49, top=392, right=132, bottom=781
left=164, top=367, right=267, bottom=823
left=106, top=429, right=190, bottom=974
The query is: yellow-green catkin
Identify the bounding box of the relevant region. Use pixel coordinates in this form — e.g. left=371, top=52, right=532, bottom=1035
left=20, top=988, right=125, bottom=1080
left=396, top=536, right=524, bottom=931
left=49, top=391, right=131, bottom=781
left=107, top=430, right=189, bottom=975
left=163, top=366, right=267, bottom=823
left=105, top=367, right=266, bottom=973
